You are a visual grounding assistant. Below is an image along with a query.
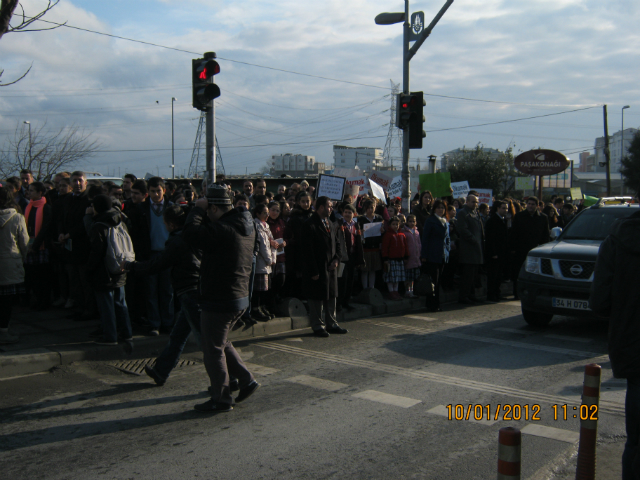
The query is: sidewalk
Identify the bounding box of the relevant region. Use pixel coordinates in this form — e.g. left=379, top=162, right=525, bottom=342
left=1, top=284, right=467, bottom=379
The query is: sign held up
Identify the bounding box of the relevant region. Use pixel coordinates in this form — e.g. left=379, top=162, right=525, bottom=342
left=316, top=174, right=346, bottom=201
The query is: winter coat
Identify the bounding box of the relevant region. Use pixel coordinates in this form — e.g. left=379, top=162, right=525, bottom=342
left=25, top=201, right=53, bottom=251
left=266, top=216, right=287, bottom=263
left=85, top=209, right=128, bottom=291
left=456, top=205, right=484, bottom=265
left=0, top=208, right=29, bottom=286
left=125, top=198, right=174, bottom=261
left=421, top=214, right=448, bottom=265
left=509, top=209, right=550, bottom=258
left=255, top=218, right=277, bottom=275
left=301, top=212, right=342, bottom=301
left=590, top=210, right=640, bottom=379
left=184, top=206, right=256, bottom=312
left=288, top=206, right=314, bottom=272
left=128, top=228, right=202, bottom=297
left=59, top=191, right=91, bottom=264
left=484, top=213, right=509, bottom=261
left=338, top=219, right=365, bottom=266
left=413, top=205, right=431, bottom=235
left=381, top=230, right=407, bottom=260
left=401, top=226, right=421, bottom=269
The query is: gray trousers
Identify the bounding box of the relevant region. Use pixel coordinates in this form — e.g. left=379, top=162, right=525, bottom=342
left=307, top=298, right=338, bottom=331
left=200, top=310, right=254, bottom=405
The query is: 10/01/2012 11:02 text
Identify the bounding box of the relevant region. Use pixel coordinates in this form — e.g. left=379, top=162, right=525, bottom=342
left=445, top=404, right=598, bottom=421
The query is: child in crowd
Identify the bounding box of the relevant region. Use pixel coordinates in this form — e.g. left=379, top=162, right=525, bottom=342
left=357, top=199, right=384, bottom=289
left=381, top=216, right=407, bottom=300
left=253, top=203, right=277, bottom=320
left=266, top=201, right=287, bottom=309
left=402, top=214, right=421, bottom=298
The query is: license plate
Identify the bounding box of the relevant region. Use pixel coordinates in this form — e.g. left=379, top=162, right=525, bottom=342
left=552, top=298, right=590, bottom=310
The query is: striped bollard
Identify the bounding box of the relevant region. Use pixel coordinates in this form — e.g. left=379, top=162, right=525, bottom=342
left=498, top=426, right=521, bottom=479
left=575, top=363, right=602, bottom=480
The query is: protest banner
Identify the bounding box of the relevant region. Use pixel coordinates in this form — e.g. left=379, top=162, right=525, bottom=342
left=473, top=188, right=493, bottom=206
left=345, top=175, right=369, bottom=195
left=369, top=171, right=392, bottom=190
left=344, top=184, right=360, bottom=198
left=316, top=174, right=346, bottom=201
left=515, top=177, right=534, bottom=190
left=451, top=181, right=470, bottom=199
left=333, top=167, right=362, bottom=179
left=369, top=179, right=386, bottom=202
left=418, top=172, right=451, bottom=198
left=570, top=187, right=583, bottom=200
left=387, top=176, right=403, bottom=201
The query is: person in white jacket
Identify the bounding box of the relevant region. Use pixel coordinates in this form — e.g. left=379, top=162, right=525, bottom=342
left=252, top=203, right=277, bottom=320
left=0, top=186, right=29, bottom=344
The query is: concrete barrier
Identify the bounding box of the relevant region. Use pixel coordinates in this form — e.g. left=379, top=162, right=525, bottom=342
left=497, top=426, right=521, bottom=479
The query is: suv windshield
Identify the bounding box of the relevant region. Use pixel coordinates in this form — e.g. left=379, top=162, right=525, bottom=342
left=562, top=208, right=636, bottom=240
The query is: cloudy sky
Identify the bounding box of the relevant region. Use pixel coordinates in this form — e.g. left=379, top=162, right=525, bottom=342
left=1, top=0, right=638, bottom=178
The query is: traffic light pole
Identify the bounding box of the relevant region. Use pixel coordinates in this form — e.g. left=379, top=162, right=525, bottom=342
left=401, top=0, right=410, bottom=214
left=203, top=51, right=217, bottom=186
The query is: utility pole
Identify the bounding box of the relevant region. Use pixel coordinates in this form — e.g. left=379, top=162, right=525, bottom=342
left=603, top=105, right=611, bottom=196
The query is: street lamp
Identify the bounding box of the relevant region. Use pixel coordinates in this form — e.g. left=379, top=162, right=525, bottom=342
left=171, top=97, right=177, bottom=179
left=23, top=120, right=31, bottom=162
left=621, top=105, right=630, bottom=194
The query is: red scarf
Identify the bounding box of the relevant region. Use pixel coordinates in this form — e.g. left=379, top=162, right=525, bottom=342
left=24, top=197, right=47, bottom=250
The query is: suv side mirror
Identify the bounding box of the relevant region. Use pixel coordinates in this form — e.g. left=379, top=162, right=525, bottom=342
left=550, top=226, right=563, bottom=240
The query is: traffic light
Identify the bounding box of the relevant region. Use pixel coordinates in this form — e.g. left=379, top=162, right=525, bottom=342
left=408, top=91, right=426, bottom=149
left=192, top=54, right=221, bottom=111
left=396, top=94, right=413, bottom=129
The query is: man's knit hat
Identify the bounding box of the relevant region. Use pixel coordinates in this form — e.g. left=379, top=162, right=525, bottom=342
left=206, top=184, right=232, bottom=206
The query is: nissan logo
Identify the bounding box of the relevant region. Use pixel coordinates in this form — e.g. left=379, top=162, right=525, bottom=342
left=570, top=264, right=583, bottom=276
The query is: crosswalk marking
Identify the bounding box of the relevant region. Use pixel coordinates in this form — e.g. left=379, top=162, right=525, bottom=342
left=404, top=315, right=437, bottom=321
left=286, top=375, right=348, bottom=391
left=244, top=363, right=279, bottom=376
left=521, top=424, right=579, bottom=443
left=544, top=334, right=591, bottom=343
left=495, top=327, right=531, bottom=335
left=285, top=338, right=304, bottom=342
left=352, top=390, right=421, bottom=408
left=445, top=321, right=470, bottom=326
left=427, top=404, right=498, bottom=426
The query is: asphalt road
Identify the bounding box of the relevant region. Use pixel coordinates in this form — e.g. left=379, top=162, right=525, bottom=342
left=0, top=300, right=627, bottom=479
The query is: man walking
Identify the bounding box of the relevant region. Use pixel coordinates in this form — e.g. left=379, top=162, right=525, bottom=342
left=456, top=194, right=484, bottom=304
left=509, top=196, right=549, bottom=298
left=301, top=196, right=348, bottom=337
left=590, top=205, right=640, bottom=480
left=184, top=184, right=258, bottom=413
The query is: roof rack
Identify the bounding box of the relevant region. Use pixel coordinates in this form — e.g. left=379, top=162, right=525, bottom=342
left=594, top=197, right=634, bottom=207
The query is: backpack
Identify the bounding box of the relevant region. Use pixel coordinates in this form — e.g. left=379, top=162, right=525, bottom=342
left=98, top=222, right=135, bottom=275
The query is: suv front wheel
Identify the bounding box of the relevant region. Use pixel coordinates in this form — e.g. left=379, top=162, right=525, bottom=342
left=522, top=308, right=553, bottom=327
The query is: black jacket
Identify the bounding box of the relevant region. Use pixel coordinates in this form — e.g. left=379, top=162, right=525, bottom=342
left=85, top=209, right=127, bottom=291
left=484, top=213, right=508, bottom=261
left=125, top=199, right=174, bottom=261
left=288, top=205, right=314, bottom=271
left=301, top=213, right=342, bottom=301
left=590, top=210, right=640, bottom=379
left=25, top=202, right=53, bottom=252
left=128, top=228, right=201, bottom=297
left=184, top=206, right=255, bottom=312
left=59, top=191, right=91, bottom=264
left=509, top=209, right=550, bottom=257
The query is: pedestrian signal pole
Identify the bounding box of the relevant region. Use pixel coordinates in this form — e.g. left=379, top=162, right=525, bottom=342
left=192, top=52, right=221, bottom=185
left=376, top=0, right=453, bottom=212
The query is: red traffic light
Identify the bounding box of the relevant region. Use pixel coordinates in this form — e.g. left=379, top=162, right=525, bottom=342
left=199, top=61, right=220, bottom=79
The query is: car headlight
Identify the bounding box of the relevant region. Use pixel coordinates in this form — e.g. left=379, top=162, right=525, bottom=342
left=525, top=256, right=540, bottom=274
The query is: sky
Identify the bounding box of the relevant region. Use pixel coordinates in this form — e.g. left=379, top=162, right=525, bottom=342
left=0, top=0, right=638, bottom=178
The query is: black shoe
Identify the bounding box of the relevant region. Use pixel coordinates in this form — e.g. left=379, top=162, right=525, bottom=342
left=326, top=325, right=348, bottom=334
left=144, top=365, right=166, bottom=386
left=252, top=309, right=270, bottom=321
left=242, top=317, right=257, bottom=331
left=313, top=328, right=330, bottom=338
left=259, top=306, right=275, bottom=319
left=230, top=379, right=240, bottom=393
left=193, top=399, right=233, bottom=413
left=236, top=380, right=261, bottom=403
left=121, top=338, right=134, bottom=355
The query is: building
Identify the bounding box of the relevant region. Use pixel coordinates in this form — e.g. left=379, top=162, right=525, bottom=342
left=333, top=145, right=383, bottom=172
left=594, top=128, right=638, bottom=174
left=269, top=154, right=325, bottom=176
left=440, top=146, right=502, bottom=172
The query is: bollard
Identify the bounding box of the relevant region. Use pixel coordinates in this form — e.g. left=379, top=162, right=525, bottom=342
left=575, top=363, right=602, bottom=480
left=498, top=426, right=521, bottom=480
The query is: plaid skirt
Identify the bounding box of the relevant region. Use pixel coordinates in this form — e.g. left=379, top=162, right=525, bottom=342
left=383, top=259, right=406, bottom=283
left=25, top=248, right=50, bottom=265
left=0, top=283, right=26, bottom=296
left=254, top=273, right=270, bottom=292
left=405, top=267, right=421, bottom=281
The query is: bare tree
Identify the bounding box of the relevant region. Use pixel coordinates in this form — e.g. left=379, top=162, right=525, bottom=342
left=0, top=0, right=63, bottom=86
left=0, top=121, right=101, bottom=180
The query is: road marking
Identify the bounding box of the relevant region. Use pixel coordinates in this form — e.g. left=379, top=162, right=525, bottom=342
left=254, top=342, right=622, bottom=416
left=495, top=327, right=531, bottom=335
left=521, top=424, right=579, bottom=443
left=544, top=334, right=591, bottom=343
left=244, top=363, right=279, bottom=376
left=359, top=319, right=605, bottom=359
left=286, top=375, right=348, bottom=391
left=238, top=351, right=254, bottom=361
left=445, top=321, right=470, bottom=326
left=500, top=300, right=522, bottom=306
left=427, top=404, right=498, bottom=426
left=352, top=390, right=421, bottom=408
left=405, top=315, right=437, bottom=321
left=285, top=338, right=304, bottom=342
